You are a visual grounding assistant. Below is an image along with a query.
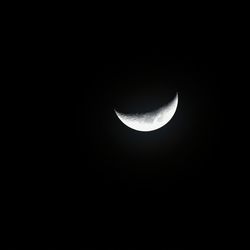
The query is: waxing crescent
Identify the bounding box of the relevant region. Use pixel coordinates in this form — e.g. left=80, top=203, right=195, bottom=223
left=114, top=93, right=178, bottom=132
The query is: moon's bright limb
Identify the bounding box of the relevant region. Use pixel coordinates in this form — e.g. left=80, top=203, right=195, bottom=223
left=115, top=93, right=178, bottom=132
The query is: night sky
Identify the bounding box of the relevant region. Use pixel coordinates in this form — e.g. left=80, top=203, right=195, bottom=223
left=76, top=37, right=222, bottom=201
left=2, top=7, right=231, bottom=247
left=74, top=25, right=229, bottom=245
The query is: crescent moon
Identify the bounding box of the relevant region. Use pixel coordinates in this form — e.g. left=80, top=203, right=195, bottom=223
left=115, top=93, right=178, bottom=132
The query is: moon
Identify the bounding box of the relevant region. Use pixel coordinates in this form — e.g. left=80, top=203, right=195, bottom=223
left=115, top=93, right=178, bottom=132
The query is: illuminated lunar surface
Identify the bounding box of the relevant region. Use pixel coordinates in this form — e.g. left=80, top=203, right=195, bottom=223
left=115, top=93, right=178, bottom=132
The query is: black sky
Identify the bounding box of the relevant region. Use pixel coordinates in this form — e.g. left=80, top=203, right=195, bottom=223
left=76, top=35, right=222, bottom=202
left=2, top=6, right=233, bottom=246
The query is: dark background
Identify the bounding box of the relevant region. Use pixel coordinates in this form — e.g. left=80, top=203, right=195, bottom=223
left=76, top=35, right=222, bottom=199
left=3, top=6, right=234, bottom=246
left=74, top=18, right=227, bottom=244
